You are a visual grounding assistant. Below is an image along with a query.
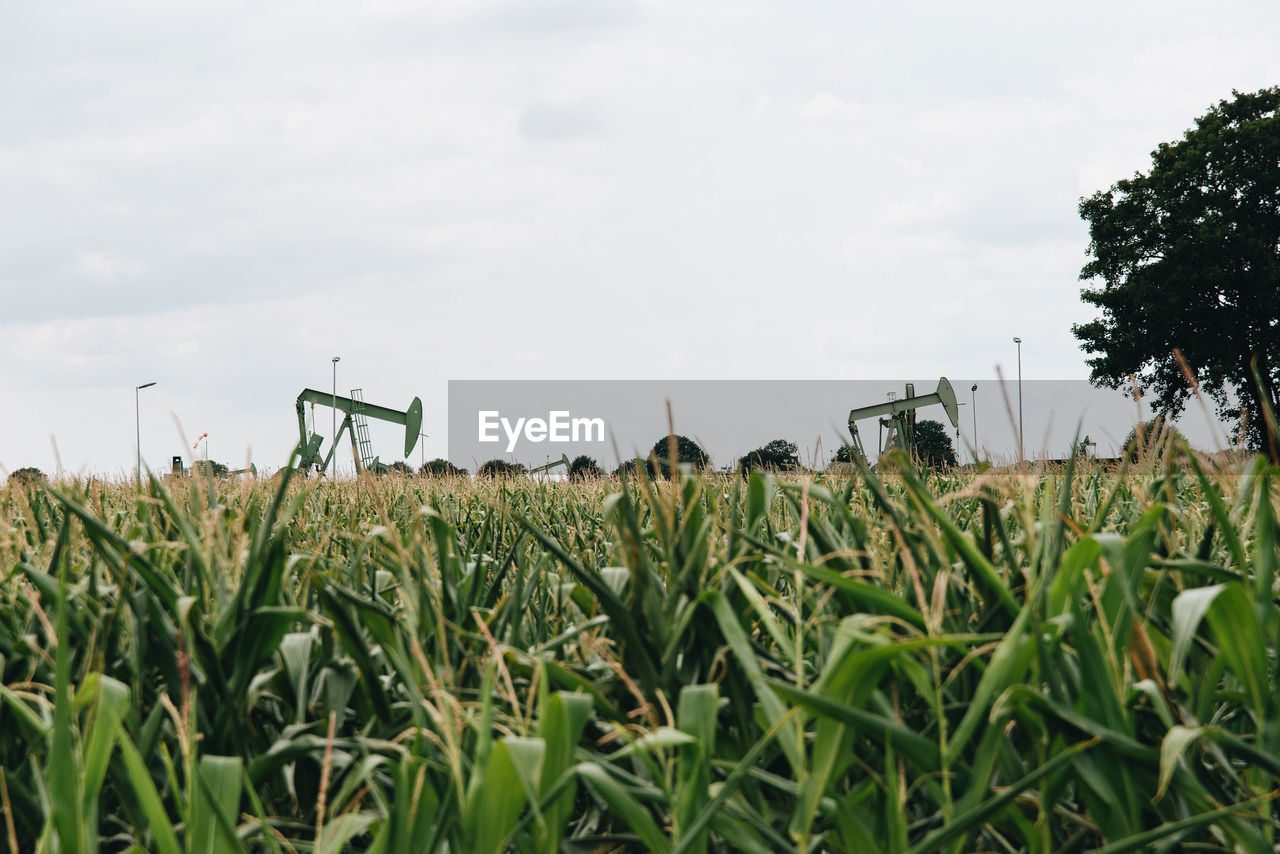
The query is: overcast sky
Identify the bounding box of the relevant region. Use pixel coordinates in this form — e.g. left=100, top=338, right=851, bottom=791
left=2, top=0, right=1278, bottom=477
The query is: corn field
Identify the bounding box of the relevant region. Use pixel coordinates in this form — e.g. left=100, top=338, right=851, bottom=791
left=2, top=446, right=1280, bottom=852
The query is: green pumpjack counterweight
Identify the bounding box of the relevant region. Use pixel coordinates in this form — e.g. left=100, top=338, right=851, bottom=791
left=293, top=388, right=423, bottom=475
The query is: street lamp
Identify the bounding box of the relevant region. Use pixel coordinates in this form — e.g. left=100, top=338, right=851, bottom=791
left=1012, top=337, right=1023, bottom=464
left=331, top=356, right=340, bottom=477
left=970, top=383, right=978, bottom=463
left=135, top=381, right=157, bottom=484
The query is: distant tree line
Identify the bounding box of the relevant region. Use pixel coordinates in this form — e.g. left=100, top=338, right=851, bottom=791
left=454, top=423, right=962, bottom=482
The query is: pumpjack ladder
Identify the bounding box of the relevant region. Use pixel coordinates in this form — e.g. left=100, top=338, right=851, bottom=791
left=349, top=388, right=377, bottom=471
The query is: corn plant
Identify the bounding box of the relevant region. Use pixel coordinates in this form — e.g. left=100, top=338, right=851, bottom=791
left=0, top=438, right=1278, bottom=851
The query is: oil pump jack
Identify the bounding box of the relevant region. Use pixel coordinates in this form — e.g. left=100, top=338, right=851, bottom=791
left=528, top=454, right=571, bottom=479
left=848, top=378, right=960, bottom=462
left=293, top=388, right=423, bottom=474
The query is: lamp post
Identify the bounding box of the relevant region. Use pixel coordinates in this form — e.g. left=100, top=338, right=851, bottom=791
left=135, top=381, right=157, bottom=483
left=1012, top=337, right=1023, bottom=464
left=331, top=356, right=340, bottom=477
left=970, top=383, right=978, bottom=464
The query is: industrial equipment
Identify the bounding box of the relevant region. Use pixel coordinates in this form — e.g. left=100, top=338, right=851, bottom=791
left=528, top=454, right=571, bottom=479
left=848, top=378, right=960, bottom=462
left=293, top=388, right=423, bottom=474
left=169, top=456, right=257, bottom=478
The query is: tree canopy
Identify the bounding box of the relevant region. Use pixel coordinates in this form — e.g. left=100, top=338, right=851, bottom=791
left=613, top=458, right=651, bottom=478
left=912, top=420, right=957, bottom=469
left=9, top=467, right=45, bottom=486
left=738, top=439, right=800, bottom=473
left=829, top=444, right=867, bottom=470
left=478, top=459, right=526, bottom=478
left=568, top=455, right=602, bottom=480
left=1119, top=416, right=1187, bottom=463
left=1073, top=87, right=1280, bottom=459
left=420, top=458, right=467, bottom=477
left=649, top=435, right=710, bottom=474
left=192, top=460, right=230, bottom=477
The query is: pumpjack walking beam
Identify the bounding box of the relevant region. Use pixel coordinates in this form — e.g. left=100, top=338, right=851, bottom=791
left=293, top=388, right=423, bottom=474
left=847, top=378, right=960, bottom=461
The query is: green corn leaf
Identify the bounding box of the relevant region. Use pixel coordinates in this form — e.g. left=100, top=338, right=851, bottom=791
left=1091, top=792, right=1277, bottom=854
left=534, top=692, right=591, bottom=854
left=189, top=755, right=246, bottom=854
left=116, top=728, right=182, bottom=854
left=1202, top=583, right=1270, bottom=718
left=1156, top=725, right=1207, bottom=802
left=1170, top=584, right=1224, bottom=686
left=465, top=737, right=545, bottom=854
left=49, top=518, right=86, bottom=854
left=577, top=763, right=673, bottom=854
left=906, top=738, right=1098, bottom=854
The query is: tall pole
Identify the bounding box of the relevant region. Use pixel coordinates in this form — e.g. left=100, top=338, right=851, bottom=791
left=1012, top=337, right=1023, bottom=463
left=331, top=356, right=340, bottom=477
left=970, top=383, right=978, bottom=464
left=135, top=381, right=157, bottom=484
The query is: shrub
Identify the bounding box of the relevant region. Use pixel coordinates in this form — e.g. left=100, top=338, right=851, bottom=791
left=421, top=458, right=468, bottom=477
left=479, top=459, right=527, bottom=478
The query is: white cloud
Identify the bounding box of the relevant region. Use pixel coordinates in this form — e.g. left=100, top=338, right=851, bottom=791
left=517, top=102, right=603, bottom=140
left=799, top=93, right=863, bottom=121
left=914, top=98, right=1075, bottom=140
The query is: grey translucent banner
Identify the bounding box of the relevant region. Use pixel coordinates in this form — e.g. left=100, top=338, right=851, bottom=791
left=446, top=379, right=1235, bottom=473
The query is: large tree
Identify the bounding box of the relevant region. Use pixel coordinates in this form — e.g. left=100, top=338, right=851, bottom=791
left=649, top=434, right=710, bottom=475
left=738, top=439, right=800, bottom=473
left=912, top=420, right=957, bottom=469
left=569, top=455, right=602, bottom=480
left=1073, top=87, right=1280, bottom=458
left=420, top=458, right=467, bottom=477
left=478, top=459, right=526, bottom=478
left=829, top=443, right=867, bottom=470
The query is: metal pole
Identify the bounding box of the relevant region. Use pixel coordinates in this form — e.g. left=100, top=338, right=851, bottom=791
left=135, top=382, right=157, bottom=483
left=331, top=356, right=340, bottom=477
left=1012, top=337, right=1023, bottom=463
left=970, top=384, right=978, bottom=464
